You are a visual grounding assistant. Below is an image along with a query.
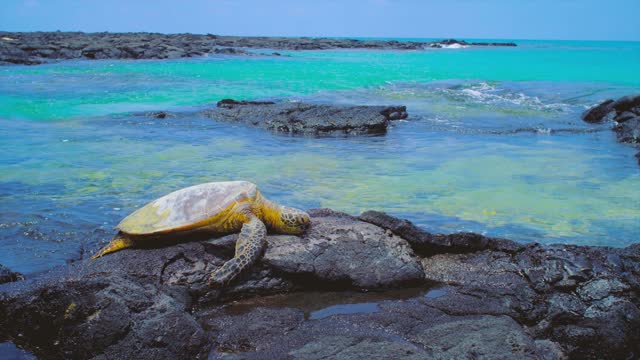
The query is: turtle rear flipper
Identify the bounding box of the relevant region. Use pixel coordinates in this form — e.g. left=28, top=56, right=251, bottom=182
left=90, top=234, right=135, bottom=259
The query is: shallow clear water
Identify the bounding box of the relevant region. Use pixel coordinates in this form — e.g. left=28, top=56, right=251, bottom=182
left=213, top=287, right=438, bottom=320
left=0, top=342, right=36, bottom=359
left=1, top=40, right=639, bottom=275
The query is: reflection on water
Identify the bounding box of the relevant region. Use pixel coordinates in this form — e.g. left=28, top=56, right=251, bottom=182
left=424, top=288, right=447, bottom=299
left=219, top=287, right=444, bottom=320
left=306, top=287, right=447, bottom=319
left=309, top=302, right=379, bottom=320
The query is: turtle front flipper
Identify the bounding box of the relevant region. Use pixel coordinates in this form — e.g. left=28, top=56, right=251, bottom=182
left=209, top=214, right=267, bottom=286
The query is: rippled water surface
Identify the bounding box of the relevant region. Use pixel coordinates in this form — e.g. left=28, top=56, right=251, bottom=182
left=1, top=40, right=639, bottom=275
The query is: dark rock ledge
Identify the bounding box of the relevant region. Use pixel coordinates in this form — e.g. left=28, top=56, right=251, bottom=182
left=206, top=99, right=408, bottom=135
left=141, top=99, right=409, bottom=135
left=581, top=94, right=640, bottom=164
left=1, top=209, right=638, bottom=359
left=0, top=32, right=516, bottom=65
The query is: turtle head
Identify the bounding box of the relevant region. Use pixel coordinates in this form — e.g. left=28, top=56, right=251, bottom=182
left=277, top=206, right=310, bottom=234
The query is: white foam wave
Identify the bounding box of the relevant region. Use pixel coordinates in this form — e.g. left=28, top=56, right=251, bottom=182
left=442, top=43, right=468, bottom=49
left=440, top=82, right=569, bottom=112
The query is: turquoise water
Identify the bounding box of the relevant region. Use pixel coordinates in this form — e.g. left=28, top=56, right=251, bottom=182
left=1, top=39, right=639, bottom=275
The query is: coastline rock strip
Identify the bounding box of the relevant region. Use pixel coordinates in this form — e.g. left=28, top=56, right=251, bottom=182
left=0, top=32, right=516, bottom=65
left=1, top=209, right=638, bottom=359
left=581, top=94, right=640, bottom=164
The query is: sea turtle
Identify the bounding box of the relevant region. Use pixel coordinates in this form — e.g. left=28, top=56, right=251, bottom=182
left=91, top=181, right=310, bottom=286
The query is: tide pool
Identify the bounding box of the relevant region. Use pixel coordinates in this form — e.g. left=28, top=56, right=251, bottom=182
left=0, top=39, right=639, bottom=275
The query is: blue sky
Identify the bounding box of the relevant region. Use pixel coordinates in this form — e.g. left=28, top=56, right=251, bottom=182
left=2, top=0, right=639, bottom=41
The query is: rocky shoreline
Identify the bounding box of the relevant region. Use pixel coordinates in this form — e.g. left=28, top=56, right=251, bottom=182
left=1, top=209, right=638, bottom=359
left=0, top=32, right=516, bottom=65
left=581, top=94, right=640, bottom=164
left=142, top=99, right=409, bottom=135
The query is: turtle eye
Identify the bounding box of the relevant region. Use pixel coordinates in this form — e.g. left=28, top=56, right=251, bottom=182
left=297, top=214, right=310, bottom=228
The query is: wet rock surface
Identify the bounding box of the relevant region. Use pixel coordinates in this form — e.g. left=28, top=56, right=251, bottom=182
left=614, top=117, right=640, bottom=144
left=200, top=292, right=562, bottom=360
left=582, top=94, right=640, bottom=164
left=0, top=264, right=22, bottom=284
left=0, top=32, right=516, bottom=65
left=203, top=99, right=408, bottom=135
left=1, top=209, right=638, bottom=359
left=262, top=209, right=424, bottom=288
left=582, top=95, right=640, bottom=125
left=581, top=99, right=615, bottom=124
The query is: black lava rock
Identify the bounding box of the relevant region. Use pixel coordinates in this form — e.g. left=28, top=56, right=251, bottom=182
left=1, top=210, right=637, bottom=359
left=613, top=117, right=640, bottom=143
left=0, top=32, right=517, bottom=65
left=582, top=95, right=640, bottom=166
left=581, top=99, right=615, bottom=123
left=203, top=99, right=408, bottom=135
left=612, top=95, right=640, bottom=113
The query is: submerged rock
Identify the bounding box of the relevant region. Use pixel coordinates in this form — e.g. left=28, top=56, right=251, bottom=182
left=143, top=111, right=175, bottom=119
left=0, top=210, right=638, bottom=359
left=203, top=99, right=408, bottom=135
left=0, top=264, right=22, bottom=284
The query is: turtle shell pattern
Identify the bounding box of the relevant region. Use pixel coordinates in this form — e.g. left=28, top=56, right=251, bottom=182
left=117, top=181, right=257, bottom=235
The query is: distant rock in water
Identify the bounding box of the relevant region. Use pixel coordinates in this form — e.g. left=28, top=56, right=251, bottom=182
left=0, top=32, right=517, bottom=65
left=0, top=264, right=22, bottom=284
left=203, top=99, right=408, bottom=135
left=582, top=95, right=640, bottom=164
left=217, top=99, right=276, bottom=107
left=143, top=111, right=175, bottom=119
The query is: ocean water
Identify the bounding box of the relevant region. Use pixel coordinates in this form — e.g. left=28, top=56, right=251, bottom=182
left=1, top=39, right=639, bottom=276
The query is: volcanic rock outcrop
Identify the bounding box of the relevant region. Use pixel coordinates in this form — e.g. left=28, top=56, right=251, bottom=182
left=1, top=209, right=638, bottom=359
